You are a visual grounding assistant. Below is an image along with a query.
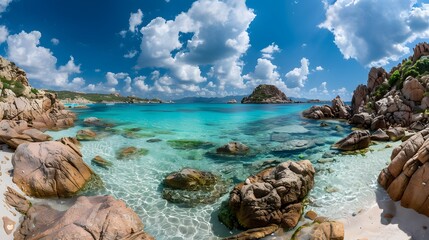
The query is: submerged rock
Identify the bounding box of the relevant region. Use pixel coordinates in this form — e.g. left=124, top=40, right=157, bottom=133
left=292, top=220, right=344, bottom=240
left=91, top=155, right=112, bottom=169
left=76, top=129, right=97, bottom=141
left=221, top=160, right=315, bottom=229
left=162, top=168, right=228, bottom=206
left=12, top=140, right=96, bottom=198
left=223, top=224, right=279, bottom=240
left=272, top=139, right=315, bottom=153
left=333, top=130, right=371, bottom=151
left=147, top=138, right=162, bottom=143
left=116, top=146, right=149, bottom=160
left=241, top=84, right=292, bottom=104
left=216, top=142, right=249, bottom=155
left=167, top=139, right=214, bottom=150
left=14, top=195, right=154, bottom=240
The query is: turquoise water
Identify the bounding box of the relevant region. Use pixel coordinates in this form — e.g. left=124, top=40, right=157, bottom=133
left=48, top=103, right=397, bottom=239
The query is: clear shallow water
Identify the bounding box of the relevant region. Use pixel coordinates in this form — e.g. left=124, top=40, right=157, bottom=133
left=47, top=103, right=398, bottom=239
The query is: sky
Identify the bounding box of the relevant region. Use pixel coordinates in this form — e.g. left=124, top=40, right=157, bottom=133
left=0, top=0, right=429, bottom=100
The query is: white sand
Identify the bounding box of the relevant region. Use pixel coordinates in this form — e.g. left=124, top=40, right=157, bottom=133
left=0, top=144, right=25, bottom=239
left=341, top=188, right=429, bottom=240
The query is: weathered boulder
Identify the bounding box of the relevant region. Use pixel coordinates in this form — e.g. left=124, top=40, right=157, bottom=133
left=12, top=140, right=96, bottom=198
left=367, top=67, right=388, bottom=93
left=0, top=120, right=52, bottom=148
left=386, top=127, right=405, bottom=141
left=14, top=195, right=154, bottom=240
left=4, top=187, right=31, bottom=215
left=223, top=224, right=279, bottom=240
left=116, top=146, right=149, bottom=159
left=0, top=57, right=29, bottom=87
left=402, top=77, right=425, bottom=102
left=241, top=84, right=292, bottom=104
left=333, top=130, right=371, bottom=151
left=91, top=155, right=112, bottom=169
left=302, top=105, right=333, bottom=119
left=216, top=142, right=249, bottom=155
left=371, top=129, right=390, bottom=141
left=331, top=96, right=350, bottom=119
left=292, top=220, right=345, bottom=240
left=378, top=129, right=429, bottom=216
left=162, top=168, right=228, bottom=206
left=223, top=160, right=315, bottom=229
left=351, top=84, right=369, bottom=115
left=421, top=96, right=429, bottom=109
left=76, top=129, right=97, bottom=141
left=370, top=115, right=387, bottom=130
left=350, top=112, right=372, bottom=128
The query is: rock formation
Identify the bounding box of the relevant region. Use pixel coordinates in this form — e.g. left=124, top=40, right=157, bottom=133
left=378, top=128, right=429, bottom=216
left=241, top=84, right=292, bottom=104
left=220, top=160, right=315, bottom=230
left=0, top=120, right=52, bottom=149
left=0, top=57, right=29, bottom=87
left=216, top=142, right=249, bottom=155
left=12, top=140, right=97, bottom=197
left=14, top=195, right=154, bottom=240
left=302, top=96, right=350, bottom=120
left=333, top=130, right=371, bottom=151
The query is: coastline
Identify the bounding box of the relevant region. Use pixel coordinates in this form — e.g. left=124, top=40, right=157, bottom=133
left=0, top=144, right=25, bottom=239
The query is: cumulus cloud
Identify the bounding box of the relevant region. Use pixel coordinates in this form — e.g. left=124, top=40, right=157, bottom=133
left=6, top=30, right=84, bottom=88
left=137, top=0, right=255, bottom=89
left=124, top=50, right=138, bottom=58
left=320, top=0, right=429, bottom=66
left=261, top=43, right=280, bottom=60
left=129, top=9, right=143, bottom=33
left=285, top=57, right=310, bottom=88
left=0, top=0, right=12, bottom=14
left=134, top=76, right=150, bottom=92
left=315, top=66, right=324, bottom=71
left=51, top=38, right=59, bottom=45
left=0, top=25, right=8, bottom=44
left=105, top=72, right=129, bottom=86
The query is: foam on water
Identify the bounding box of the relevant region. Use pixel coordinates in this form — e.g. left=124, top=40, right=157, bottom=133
left=47, top=103, right=397, bottom=239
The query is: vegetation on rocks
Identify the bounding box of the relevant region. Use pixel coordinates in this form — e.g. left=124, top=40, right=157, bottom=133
left=48, top=90, right=162, bottom=103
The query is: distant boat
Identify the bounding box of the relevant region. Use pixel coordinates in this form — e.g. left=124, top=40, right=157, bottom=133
left=227, top=99, right=237, bottom=104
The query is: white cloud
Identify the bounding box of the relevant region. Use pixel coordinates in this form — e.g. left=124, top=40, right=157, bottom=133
left=332, top=87, right=348, bottom=98
left=124, top=50, right=138, bottom=59
left=137, top=0, right=255, bottom=89
left=105, top=72, right=129, bottom=86
left=320, top=0, right=429, bottom=66
left=129, top=9, right=143, bottom=33
left=95, top=69, right=101, bottom=73
left=86, top=84, right=96, bottom=91
left=0, top=0, right=12, bottom=14
left=6, top=30, right=82, bottom=88
left=134, top=76, right=149, bottom=91
left=261, top=43, right=280, bottom=59
left=0, top=25, right=8, bottom=44
left=285, top=57, right=310, bottom=88
left=119, top=30, right=127, bottom=38
left=51, top=38, right=59, bottom=45
left=315, top=66, right=324, bottom=71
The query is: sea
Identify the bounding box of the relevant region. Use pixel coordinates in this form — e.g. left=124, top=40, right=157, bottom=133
left=47, top=103, right=398, bottom=240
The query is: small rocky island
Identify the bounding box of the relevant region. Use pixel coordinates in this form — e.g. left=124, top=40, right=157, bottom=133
left=241, top=84, right=292, bottom=104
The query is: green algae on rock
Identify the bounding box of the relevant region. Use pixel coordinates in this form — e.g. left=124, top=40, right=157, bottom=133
left=167, top=139, right=214, bottom=150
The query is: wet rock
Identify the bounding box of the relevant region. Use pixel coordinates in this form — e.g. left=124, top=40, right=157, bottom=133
left=293, top=221, right=345, bottom=240
left=386, top=127, right=405, bottom=141
left=14, top=195, right=154, bottom=240
left=162, top=168, right=228, bottom=206
left=371, top=129, right=390, bottom=141
left=222, top=160, right=315, bottom=229
left=320, top=122, right=329, bottom=127
left=216, top=142, right=249, bottom=155
left=305, top=210, right=318, bottom=220
left=272, top=139, right=315, bottom=153
left=147, top=138, right=162, bottom=143
left=223, top=224, right=279, bottom=240
left=167, top=139, right=214, bottom=150
left=91, top=155, right=112, bottom=169
left=76, top=129, right=97, bottom=141
left=83, top=117, right=100, bottom=124
left=12, top=140, right=96, bottom=198
left=333, top=130, right=371, bottom=151
left=116, top=146, right=149, bottom=160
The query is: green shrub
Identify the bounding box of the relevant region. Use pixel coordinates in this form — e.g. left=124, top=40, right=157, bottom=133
left=373, top=83, right=390, bottom=100
left=403, top=68, right=419, bottom=80
left=31, top=88, right=39, bottom=94
left=388, top=70, right=401, bottom=87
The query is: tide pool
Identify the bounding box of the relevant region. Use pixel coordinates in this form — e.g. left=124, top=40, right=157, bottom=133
left=47, top=103, right=396, bottom=239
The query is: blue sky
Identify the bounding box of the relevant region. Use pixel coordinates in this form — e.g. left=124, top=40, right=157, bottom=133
left=0, top=0, right=428, bottom=100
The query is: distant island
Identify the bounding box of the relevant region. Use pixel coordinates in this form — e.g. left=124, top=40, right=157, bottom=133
left=47, top=90, right=162, bottom=104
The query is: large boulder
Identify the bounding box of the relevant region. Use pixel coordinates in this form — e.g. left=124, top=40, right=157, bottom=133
left=223, top=160, right=315, bottom=229
left=14, top=195, right=154, bottom=240
left=292, top=220, right=345, bottom=240
left=241, top=84, right=291, bottom=104
left=371, top=129, right=390, bottom=141
left=378, top=128, right=429, bottom=216
left=302, top=105, right=333, bottom=119
left=402, top=77, right=425, bottom=102
left=12, top=140, right=97, bottom=198
left=351, top=84, right=369, bottom=115
left=367, top=67, right=387, bottom=92
left=0, top=120, right=52, bottom=149
left=386, top=127, right=405, bottom=141
left=0, top=57, right=29, bottom=87
left=164, top=168, right=217, bottom=191
left=76, top=129, right=97, bottom=141
left=333, top=130, right=371, bottom=151
left=331, top=96, right=350, bottom=119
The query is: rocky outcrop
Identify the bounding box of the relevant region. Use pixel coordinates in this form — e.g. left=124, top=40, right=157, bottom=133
left=241, top=84, right=291, bottom=104
left=0, top=120, right=52, bottom=149
left=378, top=128, right=429, bottom=216
left=333, top=130, right=371, bottom=151
left=412, top=42, right=429, bottom=62
left=216, top=142, right=249, bottom=155
left=292, top=220, right=345, bottom=240
left=221, top=160, right=315, bottom=230
left=386, top=127, right=405, bottom=141
left=162, top=168, right=228, bottom=206
left=367, top=67, right=388, bottom=93
left=12, top=140, right=97, bottom=198
left=14, top=195, right=154, bottom=240
left=303, top=96, right=350, bottom=120
left=402, top=77, right=425, bottom=102
left=0, top=57, right=29, bottom=87
left=371, top=128, right=390, bottom=141
left=351, top=84, right=369, bottom=115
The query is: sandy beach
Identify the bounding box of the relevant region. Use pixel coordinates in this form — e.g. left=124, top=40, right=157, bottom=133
left=0, top=144, right=25, bottom=239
